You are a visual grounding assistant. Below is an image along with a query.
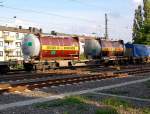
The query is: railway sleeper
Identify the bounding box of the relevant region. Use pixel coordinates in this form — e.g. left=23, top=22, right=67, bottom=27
left=0, top=72, right=142, bottom=93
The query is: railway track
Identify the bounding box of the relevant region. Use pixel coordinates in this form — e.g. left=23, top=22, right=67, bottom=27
left=0, top=73, right=127, bottom=93
left=0, top=65, right=115, bottom=82
left=0, top=66, right=150, bottom=93
left=114, top=67, right=150, bottom=75
left=1, top=65, right=149, bottom=82
left=6, top=63, right=150, bottom=75
left=0, top=73, right=72, bottom=82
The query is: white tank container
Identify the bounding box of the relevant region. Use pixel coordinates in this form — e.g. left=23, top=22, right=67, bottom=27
left=84, top=39, right=101, bottom=58
left=22, top=34, right=40, bottom=58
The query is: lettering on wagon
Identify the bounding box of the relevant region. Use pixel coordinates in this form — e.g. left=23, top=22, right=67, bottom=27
left=42, top=45, right=79, bottom=51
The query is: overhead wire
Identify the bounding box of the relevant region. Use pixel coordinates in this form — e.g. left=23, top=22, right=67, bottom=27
left=67, top=0, right=101, bottom=9
left=0, top=1, right=131, bottom=36
left=0, top=16, right=93, bottom=28
left=0, top=5, right=98, bottom=24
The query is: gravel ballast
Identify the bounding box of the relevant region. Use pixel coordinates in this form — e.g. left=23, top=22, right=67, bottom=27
left=0, top=75, right=149, bottom=104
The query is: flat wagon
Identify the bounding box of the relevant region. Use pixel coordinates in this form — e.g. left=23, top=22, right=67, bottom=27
left=84, top=38, right=125, bottom=64
left=22, top=34, right=80, bottom=71
left=125, top=43, right=150, bottom=63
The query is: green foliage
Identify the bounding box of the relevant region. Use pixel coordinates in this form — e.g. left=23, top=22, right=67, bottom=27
left=105, top=90, right=129, bottom=95
left=95, top=108, right=118, bottom=114
left=16, top=64, right=24, bottom=69
left=132, top=5, right=144, bottom=44
left=51, top=30, right=57, bottom=35
left=80, top=54, right=87, bottom=60
left=133, top=0, right=150, bottom=45
left=101, top=97, right=132, bottom=108
left=144, top=80, right=150, bottom=88
left=62, top=96, right=84, bottom=105
left=34, top=95, right=149, bottom=114
left=63, top=112, right=69, bottom=114
left=34, top=96, right=84, bottom=108
left=142, top=107, right=150, bottom=114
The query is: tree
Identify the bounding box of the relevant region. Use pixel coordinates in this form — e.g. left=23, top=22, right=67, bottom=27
left=132, top=5, right=143, bottom=43
left=133, top=0, right=150, bottom=45
left=142, top=0, right=150, bottom=44
left=51, top=30, right=57, bottom=35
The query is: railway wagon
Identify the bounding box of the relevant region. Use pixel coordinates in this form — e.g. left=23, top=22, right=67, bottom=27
left=22, top=34, right=80, bottom=71
left=125, top=43, right=150, bottom=63
left=84, top=38, right=125, bottom=63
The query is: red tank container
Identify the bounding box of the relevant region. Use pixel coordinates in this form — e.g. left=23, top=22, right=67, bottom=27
left=100, top=39, right=124, bottom=59
left=39, top=36, right=79, bottom=60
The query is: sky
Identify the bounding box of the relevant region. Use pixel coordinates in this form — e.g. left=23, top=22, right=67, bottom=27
left=0, top=0, right=143, bottom=42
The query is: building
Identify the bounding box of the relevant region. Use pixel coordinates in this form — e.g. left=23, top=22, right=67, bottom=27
left=0, top=26, right=42, bottom=62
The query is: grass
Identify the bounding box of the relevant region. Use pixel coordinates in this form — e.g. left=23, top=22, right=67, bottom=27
left=34, top=96, right=150, bottom=114
left=101, top=97, right=132, bottom=109
left=95, top=108, right=118, bottom=114
left=144, top=80, right=150, bottom=88
left=85, top=94, right=96, bottom=99
left=101, top=97, right=150, bottom=114
left=140, top=96, right=150, bottom=99
left=104, top=90, right=129, bottom=95
left=142, top=107, right=150, bottom=114
left=10, top=64, right=24, bottom=70
left=63, top=112, right=69, bottom=114
left=34, top=96, right=85, bottom=109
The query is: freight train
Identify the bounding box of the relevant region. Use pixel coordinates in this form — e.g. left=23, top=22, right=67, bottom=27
left=21, top=34, right=150, bottom=71
left=1, top=34, right=149, bottom=74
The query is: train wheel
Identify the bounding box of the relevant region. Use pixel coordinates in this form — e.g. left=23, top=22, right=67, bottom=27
left=23, top=63, right=34, bottom=72
left=0, top=65, right=10, bottom=74
left=68, top=62, right=72, bottom=67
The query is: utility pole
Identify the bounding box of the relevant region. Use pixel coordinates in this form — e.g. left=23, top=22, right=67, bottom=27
left=105, top=13, right=108, bottom=39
